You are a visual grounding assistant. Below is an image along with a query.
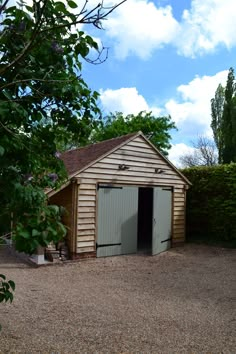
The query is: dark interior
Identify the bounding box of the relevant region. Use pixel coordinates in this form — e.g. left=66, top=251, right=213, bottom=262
left=138, top=187, right=153, bottom=253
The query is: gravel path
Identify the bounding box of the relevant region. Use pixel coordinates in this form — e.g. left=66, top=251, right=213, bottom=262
left=0, top=244, right=235, bottom=353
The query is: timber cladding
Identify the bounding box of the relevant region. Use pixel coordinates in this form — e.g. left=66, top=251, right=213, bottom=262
left=49, top=132, right=190, bottom=258
left=74, top=135, right=188, bottom=255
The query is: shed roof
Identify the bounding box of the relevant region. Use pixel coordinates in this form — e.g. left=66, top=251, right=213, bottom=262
left=60, top=132, right=138, bottom=175
left=47, top=132, right=190, bottom=197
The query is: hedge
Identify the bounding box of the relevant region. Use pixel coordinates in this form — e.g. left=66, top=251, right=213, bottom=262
left=181, top=164, right=236, bottom=243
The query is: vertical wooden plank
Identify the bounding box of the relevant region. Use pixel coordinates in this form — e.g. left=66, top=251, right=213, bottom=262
left=120, top=187, right=138, bottom=254
left=172, top=188, right=186, bottom=244
left=97, top=186, right=138, bottom=257
left=97, top=187, right=122, bottom=257
left=152, top=188, right=172, bottom=255
left=71, top=180, right=79, bottom=255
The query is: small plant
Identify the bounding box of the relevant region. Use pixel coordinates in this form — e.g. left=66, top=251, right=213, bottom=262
left=0, top=274, right=15, bottom=331
left=0, top=274, right=15, bottom=303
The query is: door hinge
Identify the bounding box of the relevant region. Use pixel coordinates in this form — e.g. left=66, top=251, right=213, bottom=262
left=96, top=242, right=121, bottom=249
left=161, top=238, right=171, bottom=243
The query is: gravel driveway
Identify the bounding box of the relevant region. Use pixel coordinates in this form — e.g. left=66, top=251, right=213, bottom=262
left=0, top=244, right=235, bottom=353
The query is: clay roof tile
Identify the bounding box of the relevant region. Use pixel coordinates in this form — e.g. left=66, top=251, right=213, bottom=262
left=60, top=132, right=138, bottom=175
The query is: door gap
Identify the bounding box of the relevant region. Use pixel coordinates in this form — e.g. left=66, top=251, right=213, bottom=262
left=137, top=187, right=153, bottom=254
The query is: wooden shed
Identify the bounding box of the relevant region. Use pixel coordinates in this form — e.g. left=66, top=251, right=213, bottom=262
left=48, top=132, right=190, bottom=259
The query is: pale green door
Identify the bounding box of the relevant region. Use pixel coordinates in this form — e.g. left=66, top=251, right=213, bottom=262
left=152, top=187, right=172, bottom=255
left=97, top=186, right=138, bottom=257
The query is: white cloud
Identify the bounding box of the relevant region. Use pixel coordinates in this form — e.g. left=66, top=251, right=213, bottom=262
left=168, top=143, right=196, bottom=167
left=15, top=0, right=236, bottom=59
left=98, top=70, right=229, bottom=166
left=103, top=0, right=236, bottom=59
left=99, top=87, right=161, bottom=115
left=104, top=0, right=179, bottom=59
left=177, top=0, right=236, bottom=57
left=99, top=71, right=229, bottom=137
left=165, top=70, right=229, bottom=165
left=98, top=70, right=229, bottom=165
left=165, top=70, right=228, bottom=135
left=13, top=0, right=236, bottom=59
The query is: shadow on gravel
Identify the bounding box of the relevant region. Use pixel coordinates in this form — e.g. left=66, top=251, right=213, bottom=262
left=0, top=245, right=30, bottom=269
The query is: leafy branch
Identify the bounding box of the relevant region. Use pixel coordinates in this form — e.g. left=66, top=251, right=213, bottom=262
left=0, top=77, right=76, bottom=91
left=0, top=0, right=49, bottom=76
left=0, top=274, right=15, bottom=303
left=0, top=0, right=127, bottom=77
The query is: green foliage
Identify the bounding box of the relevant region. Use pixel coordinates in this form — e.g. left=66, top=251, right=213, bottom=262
left=13, top=204, right=67, bottom=254
left=0, top=0, right=123, bottom=253
left=182, top=164, right=236, bottom=244
left=211, top=67, right=236, bottom=163
left=0, top=274, right=15, bottom=303
left=221, top=68, right=236, bottom=163
left=0, top=274, right=15, bottom=330
left=211, top=84, right=225, bottom=163
left=91, top=111, right=176, bottom=155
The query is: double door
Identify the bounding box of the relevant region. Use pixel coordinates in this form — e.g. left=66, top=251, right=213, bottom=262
left=97, top=185, right=172, bottom=257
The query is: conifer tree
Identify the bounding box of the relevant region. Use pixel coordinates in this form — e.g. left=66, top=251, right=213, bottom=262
left=211, top=67, right=236, bottom=163
left=221, top=68, right=236, bottom=163
left=211, top=84, right=225, bottom=163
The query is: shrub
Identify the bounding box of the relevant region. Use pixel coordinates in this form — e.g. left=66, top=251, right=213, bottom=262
left=182, top=164, right=236, bottom=243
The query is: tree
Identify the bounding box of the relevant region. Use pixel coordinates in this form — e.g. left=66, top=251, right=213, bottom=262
left=91, top=111, right=176, bottom=156
left=211, top=67, right=236, bottom=164
left=179, top=136, right=218, bottom=168
left=211, top=84, right=225, bottom=163
left=221, top=67, right=236, bottom=163
left=0, top=0, right=125, bottom=286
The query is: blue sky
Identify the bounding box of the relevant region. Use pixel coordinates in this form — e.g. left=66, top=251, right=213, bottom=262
left=80, top=0, right=236, bottom=165
left=11, top=0, right=234, bottom=164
